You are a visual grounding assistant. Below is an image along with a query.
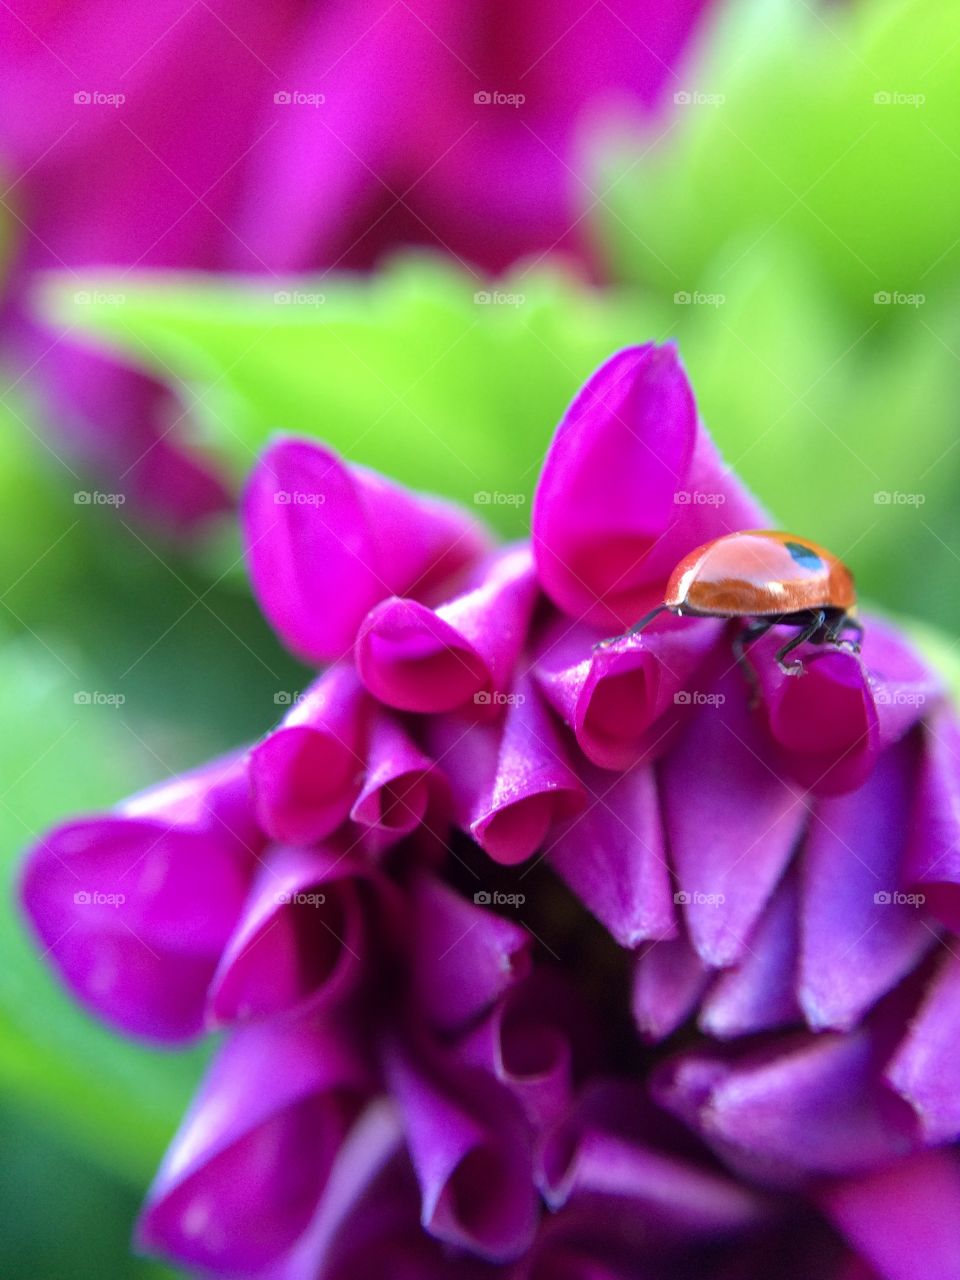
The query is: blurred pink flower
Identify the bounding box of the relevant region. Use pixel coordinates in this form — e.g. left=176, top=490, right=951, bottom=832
left=0, top=0, right=710, bottom=526
left=23, top=344, right=960, bottom=1278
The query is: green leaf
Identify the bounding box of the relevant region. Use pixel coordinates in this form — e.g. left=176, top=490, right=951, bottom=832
left=0, top=631, right=209, bottom=1187
left=37, top=256, right=664, bottom=536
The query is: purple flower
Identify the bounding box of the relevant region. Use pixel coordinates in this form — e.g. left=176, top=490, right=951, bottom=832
left=0, top=2, right=710, bottom=525
left=21, top=343, right=960, bottom=1278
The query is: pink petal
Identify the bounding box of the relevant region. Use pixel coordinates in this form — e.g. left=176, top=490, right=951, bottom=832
left=533, top=344, right=764, bottom=629
left=138, top=1017, right=369, bottom=1274
left=207, top=844, right=371, bottom=1026
left=428, top=675, right=584, bottom=865
left=350, top=710, right=448, bottom=857
left=752, top=617, right=936, bottom=798
left=408, top=875, right=532, bottom=1033
left=819, top=1150, right=960, bottom=1280
left=456, top=971, right=591, bottom=1130
left=799, top=736, right=936, bottom=1032
left=538, top=1081, right=766, bottom=1236
left=660, top=666, right=807, bottom=967
left=384, top=1042, right=538, bottom=1262
left=886, top=949, right=960, bottom=1144
left=249, top=665, right=368, bottom=846
left=904, top=706, right=960, bottom=929
left=653, top=1026, right=919, bottom=1185
left=242, top=436, right=488, bottom=663
left=698, top=870, right=803, bottom=1039
left=20, top=754, right=258, bottom=1041
left=549, top=759, right=676, bottom=947
left=631, top=935, right=712, bottom=1043
left=356, top=546, right=538, bottom=713
left=534, top=613, right=722, bottom=769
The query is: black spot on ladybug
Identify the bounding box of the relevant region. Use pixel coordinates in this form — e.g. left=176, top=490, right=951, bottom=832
left=784, top=541, right=822, bottom=571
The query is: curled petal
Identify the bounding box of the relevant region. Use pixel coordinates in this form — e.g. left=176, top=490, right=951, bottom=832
left=538, top=1080, right=766, bottom=1236
left=457, top=971, right=592, bottom=1130
left=384, top=1042, right=538, bottom=1262
left=249, top=665, right=369, bottom=846
left=207, top=844, right=373, bottom=1027
left=660, top=666, right=807, bottom=967
left=534, top=614, right=721, bottom=770
left=356, top=546, right=538, bottom=712
left=20, top=754, right=258, bottom=1041
left=904, top=706, right=960, bottom=929
left=799, top=736, right=936, bottom=1033
left=653, top=1026, right=919, bottom=1186
left=138, top=1018, right=369, bottom=1275
left=242, top=436, right=488, bottom=663
left=752, top=617, right=936, bottom=797
left=631, top=935, right=711, bottom=1043
left=699, top=870, right=802, bottom=1039
left=819, top=1150, right=960, bottom=1280
left=550, top=760, right=675, bottom=947
left=886, top=950, right=960, bottom=1144
left=428, top=676, right=584, bottom=865
left=533, top=344, right=763, bottom=628
left=408, top=875, right=531, bottom=1034
left=350, top=710, right=449, bottom=857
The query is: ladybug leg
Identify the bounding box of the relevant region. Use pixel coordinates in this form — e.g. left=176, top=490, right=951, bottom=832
left=732, top=618, right=776, bottom=705
left=594, top=604, right=671, bottom=650
left=776, top=610, right=826, bottom=675
left=837, top=616, right=864, bottom=654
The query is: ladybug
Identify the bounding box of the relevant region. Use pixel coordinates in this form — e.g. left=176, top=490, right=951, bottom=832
left=598, top=530, right=863, bottom=678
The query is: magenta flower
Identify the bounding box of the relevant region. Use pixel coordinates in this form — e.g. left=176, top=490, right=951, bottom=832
left=0, top=2, right=709, bottom=525
left=22, top=343, right=960, bottom=1279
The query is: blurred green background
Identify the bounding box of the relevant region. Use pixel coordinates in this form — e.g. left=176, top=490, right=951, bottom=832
left=4, top=0, right=960, bottom=1272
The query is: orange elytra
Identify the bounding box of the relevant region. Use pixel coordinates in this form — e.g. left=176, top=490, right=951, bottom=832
left=598, top=530, right=862, bottom=677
